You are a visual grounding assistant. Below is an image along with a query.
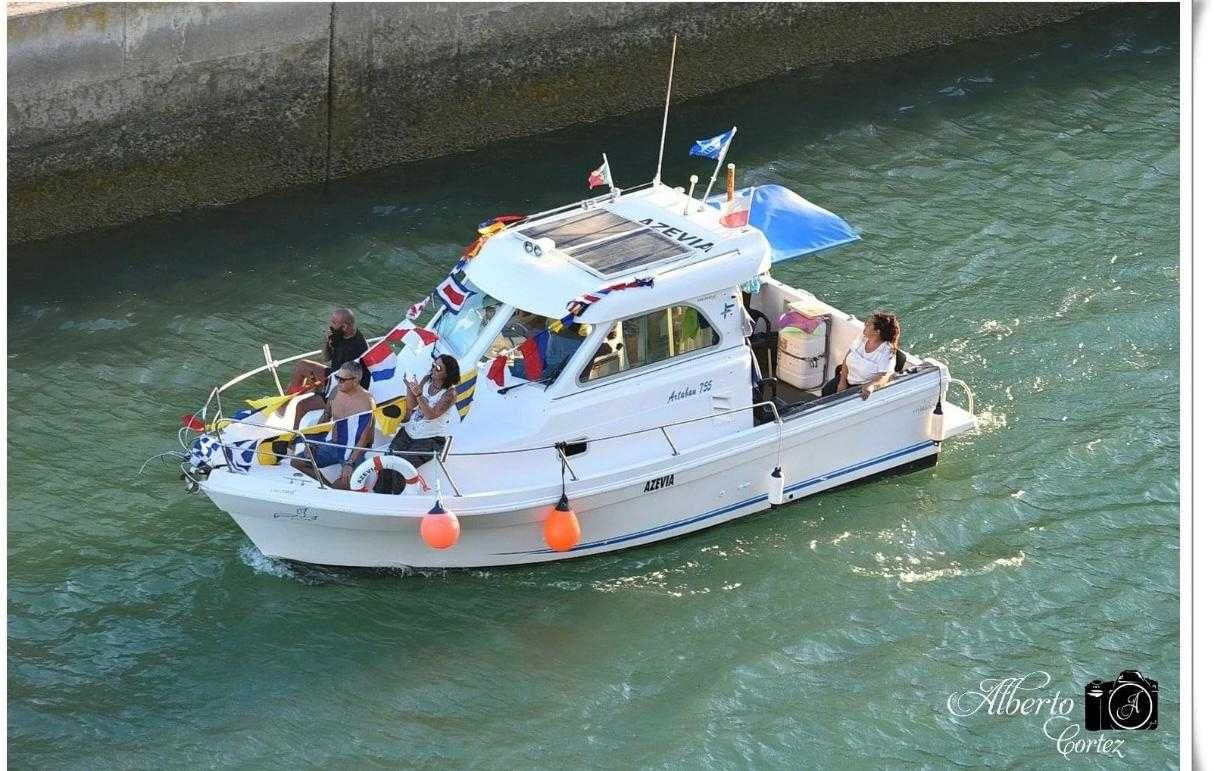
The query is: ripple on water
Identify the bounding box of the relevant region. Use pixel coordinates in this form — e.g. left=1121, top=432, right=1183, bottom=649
left=4, top=6, right=1181, bottom=768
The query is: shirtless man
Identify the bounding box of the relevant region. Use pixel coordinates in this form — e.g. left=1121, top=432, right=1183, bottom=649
left=289, top=361, right=376, bottom=489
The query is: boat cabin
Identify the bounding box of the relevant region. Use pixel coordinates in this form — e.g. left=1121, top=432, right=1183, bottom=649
left=422, top=183, right=882, bottom=465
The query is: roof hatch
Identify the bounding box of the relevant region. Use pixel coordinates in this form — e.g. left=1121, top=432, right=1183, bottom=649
left=519, top=208, right=688, bottom=278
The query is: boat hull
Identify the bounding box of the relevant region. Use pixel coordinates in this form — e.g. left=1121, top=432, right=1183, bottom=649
left=200, top=374, right=949, bottom=568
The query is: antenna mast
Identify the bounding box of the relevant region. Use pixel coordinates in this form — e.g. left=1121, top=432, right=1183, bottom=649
left=653, top=35, right=678, bottom=186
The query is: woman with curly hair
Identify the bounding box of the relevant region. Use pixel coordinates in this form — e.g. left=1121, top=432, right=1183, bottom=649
left=821, top=311, right=901, bottom=400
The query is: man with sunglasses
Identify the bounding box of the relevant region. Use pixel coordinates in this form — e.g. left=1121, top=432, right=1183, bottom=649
left=289, top=361, right=375, bottom=489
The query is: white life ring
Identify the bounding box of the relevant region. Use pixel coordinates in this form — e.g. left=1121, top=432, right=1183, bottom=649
left=350, top=454, right=429, bottom=494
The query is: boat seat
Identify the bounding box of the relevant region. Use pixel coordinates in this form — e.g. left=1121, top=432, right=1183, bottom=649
left=747, top=308, right=778, bottom=377
left=587, top=351, right=622, bottom=378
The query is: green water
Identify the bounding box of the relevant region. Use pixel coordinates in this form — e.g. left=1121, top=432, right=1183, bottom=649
left=7, top=6, right=1180, bottom=767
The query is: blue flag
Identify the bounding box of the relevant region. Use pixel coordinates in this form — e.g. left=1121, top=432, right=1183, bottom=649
left=689, top=128, right=736, bottom=160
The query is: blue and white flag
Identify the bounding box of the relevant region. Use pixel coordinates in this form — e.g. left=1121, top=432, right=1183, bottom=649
left=689, top=128, right=737, bottom=160
left=328, top=412, right=374, bottom=456
left=297, top=412, right=375, bottom=464
left=189, top=434, right=261, bottom=471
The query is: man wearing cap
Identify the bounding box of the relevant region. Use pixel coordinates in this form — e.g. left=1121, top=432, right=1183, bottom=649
left=290, top=360, right=376, bottom=489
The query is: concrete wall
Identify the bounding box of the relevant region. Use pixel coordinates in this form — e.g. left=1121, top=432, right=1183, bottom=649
left=7, top=2, right=1097, bottom=244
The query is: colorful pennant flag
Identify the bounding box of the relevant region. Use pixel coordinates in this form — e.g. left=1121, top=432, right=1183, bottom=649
left=719, top=186, right=754, bottom=228
left=463, top=215, right=524, bottom=259
left=486, top=354, right=508, bottom=387
left=588, top=163, right=607, bottom=189
left=520, top=329, right=549, bottom=381
left=406, top=296, right=431, bottom=321
left=556, top=277, right=656, bottom=331
left=455, top=370, right=478, bottom=418
left=690, top=128, right=737, bottom=160
left=435, top=272, right=473, bottom=314
left=372, top=397, right=408, bottom=438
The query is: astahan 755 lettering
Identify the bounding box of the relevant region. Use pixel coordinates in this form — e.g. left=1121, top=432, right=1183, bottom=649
left=669, top=379, right=712, bottom=403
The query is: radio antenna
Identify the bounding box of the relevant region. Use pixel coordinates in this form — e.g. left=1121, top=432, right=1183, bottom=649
left=653, top=35, right=678, bottom=186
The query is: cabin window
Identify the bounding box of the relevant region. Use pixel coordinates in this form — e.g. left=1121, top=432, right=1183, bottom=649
left=481, top=308, right=591, bottom=385
left=580, top=305, right=719, bottom=383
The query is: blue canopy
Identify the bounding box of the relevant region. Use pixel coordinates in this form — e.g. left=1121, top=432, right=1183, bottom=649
left=708, top=184, right=860, bottom=263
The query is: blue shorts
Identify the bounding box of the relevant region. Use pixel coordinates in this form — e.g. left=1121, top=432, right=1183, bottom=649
left=304, top=442, right=346, bottom=468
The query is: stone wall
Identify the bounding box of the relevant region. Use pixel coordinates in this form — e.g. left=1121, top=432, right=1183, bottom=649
left=7, top=2, right=1097, bottom=244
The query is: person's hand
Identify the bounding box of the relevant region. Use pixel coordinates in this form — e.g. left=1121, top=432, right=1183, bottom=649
left=860, top=384, right=874, bottom=400
left=339, top=464, right=353, bottom=487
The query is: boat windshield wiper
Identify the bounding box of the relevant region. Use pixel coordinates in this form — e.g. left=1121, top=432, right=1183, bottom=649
left=497, top=374, right=557, bottom=394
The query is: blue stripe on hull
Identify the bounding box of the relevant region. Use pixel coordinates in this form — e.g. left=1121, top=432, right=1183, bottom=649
left=497, top=440, right=938, bottom=556
left=786, top=439, right=937, bottom=493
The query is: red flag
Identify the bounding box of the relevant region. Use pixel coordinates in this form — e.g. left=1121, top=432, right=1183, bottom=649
left=520, top=329, right=548, bottom=380
left=362, top=340, right=393, bottom=367
left=588, top=162, right=608, bottom=190
left=181, top=414, right=205, bottom=431
left=487, top=355, right=507, bottom=387
left=719, top=187, right=754, bottom=228
left=406, top=297, right=430, bottom=320
left=363, top=326, right=412, bottom=367
left=405, top=327, right=440, bottom=346
left=436, top=274, right=471, bottom=312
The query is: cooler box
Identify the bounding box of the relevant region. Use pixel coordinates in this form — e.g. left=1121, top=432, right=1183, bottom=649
left=776, top=314, right=830, bottom=390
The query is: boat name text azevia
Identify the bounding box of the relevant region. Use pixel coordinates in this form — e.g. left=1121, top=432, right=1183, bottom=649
left=643, top=474, right=675, bottom=492
left=637, top=219, right=714, bottom=252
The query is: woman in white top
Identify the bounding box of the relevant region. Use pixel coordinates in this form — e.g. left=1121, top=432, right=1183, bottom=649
left=389, top=354, right=461, bottom=461
left=821, top=312, right=901, bottom=400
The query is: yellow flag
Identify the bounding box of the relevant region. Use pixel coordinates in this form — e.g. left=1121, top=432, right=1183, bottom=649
left=373, top=397, right=408, bottom=437
left=245, top=393, right=295, bottom=411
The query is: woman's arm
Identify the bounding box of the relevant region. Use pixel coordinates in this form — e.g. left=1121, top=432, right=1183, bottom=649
left=860, top=372, right=892, bottom=400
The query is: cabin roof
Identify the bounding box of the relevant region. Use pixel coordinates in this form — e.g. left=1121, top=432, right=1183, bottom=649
left=462, top=184, right=771, bottom=321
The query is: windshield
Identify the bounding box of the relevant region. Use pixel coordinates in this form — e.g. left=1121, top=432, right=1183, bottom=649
left=431, top=284, right=503, bottom=359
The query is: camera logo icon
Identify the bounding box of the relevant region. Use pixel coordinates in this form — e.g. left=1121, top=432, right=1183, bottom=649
left=1084, top=671, right=1158, bottom=730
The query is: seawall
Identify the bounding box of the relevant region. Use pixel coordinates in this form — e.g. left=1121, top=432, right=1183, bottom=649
left=7, top=2, right=1097, bottom=244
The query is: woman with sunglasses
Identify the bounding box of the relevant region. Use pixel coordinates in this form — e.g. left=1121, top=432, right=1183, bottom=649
left=389, top=354, right=461, bottom=462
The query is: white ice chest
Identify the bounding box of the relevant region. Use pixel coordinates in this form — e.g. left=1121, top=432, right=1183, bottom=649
left=776, top=314, right=830, bottom=390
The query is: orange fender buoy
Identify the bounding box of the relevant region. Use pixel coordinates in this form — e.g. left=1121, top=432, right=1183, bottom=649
left=420, top=501, right=460, bottom=550
left=543, top=495, right=580, bottom=552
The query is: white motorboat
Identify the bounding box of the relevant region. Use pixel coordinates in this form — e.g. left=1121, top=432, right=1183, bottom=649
left=179, top=176, right=979, bottom=568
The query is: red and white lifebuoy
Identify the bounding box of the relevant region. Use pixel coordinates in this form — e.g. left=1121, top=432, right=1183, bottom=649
left=350, top=455, right=430, bottom=494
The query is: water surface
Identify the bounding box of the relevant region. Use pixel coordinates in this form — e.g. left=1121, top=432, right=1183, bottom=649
left=8, top=6, right=1180, bottom=767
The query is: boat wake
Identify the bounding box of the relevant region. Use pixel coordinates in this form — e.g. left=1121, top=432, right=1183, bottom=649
left=852, top=550, right=1026, bottom=585
left=239, top=543, right=297, bottom=579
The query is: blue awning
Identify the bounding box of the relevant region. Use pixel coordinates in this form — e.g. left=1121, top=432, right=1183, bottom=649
left=708, top=184, right=860, bottom=263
